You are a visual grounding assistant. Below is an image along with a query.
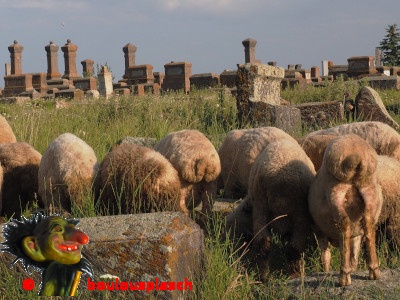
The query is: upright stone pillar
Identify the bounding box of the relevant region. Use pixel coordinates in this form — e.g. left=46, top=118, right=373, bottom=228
left=242, top=38, right=257, bottom=64
left=45, top=41, right=62, bottom=80
left=236, top=63, right=302, bottom=135
left=123, top=43, right=137, bottom=79
left=8, top=40, right=24, bottom=75
left=81, top=59, right=95, bottom=77
left=98, top=66, right=113, bottom=98
left=4, top=64, right=11, bottom=76
left=61, top=39, right=80, bottom=80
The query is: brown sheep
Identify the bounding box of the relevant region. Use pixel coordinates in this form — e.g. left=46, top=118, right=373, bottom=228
left=305, top=121, right=400, bottom=161
left=298, top=134, right=337, bottom=171
left=308, top=134, right=382, bottom=286
left=95, top=143, right=181, bottom=214
left=376, top=155, right=400, bottom=249
left=218, top=127, right=298, bottom=199
left=0, top=114, right=17, bottom=144
left=0, top=142, right=42, bottom=218
left=154, top=129, right=220, bottom=215
left=38, top=133, right=99, bottom=213
left=246, top=139, right=316, bottom=280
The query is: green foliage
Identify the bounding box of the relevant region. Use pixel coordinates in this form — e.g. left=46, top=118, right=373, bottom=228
left=379, top=24, right=400, bottom=67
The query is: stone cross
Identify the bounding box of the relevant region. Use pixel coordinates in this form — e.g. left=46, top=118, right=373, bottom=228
left=98, top=66, right=113, bottom=98
left=81, top=59, right=95, bottom=77
left=8, top=40, right=23, bottom=75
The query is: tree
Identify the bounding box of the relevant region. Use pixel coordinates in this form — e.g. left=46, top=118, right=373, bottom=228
left=379, top=24, right=400, bottom=66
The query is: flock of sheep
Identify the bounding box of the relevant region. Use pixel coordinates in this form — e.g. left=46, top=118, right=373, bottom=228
left=0, top=113, right=399, bottom=286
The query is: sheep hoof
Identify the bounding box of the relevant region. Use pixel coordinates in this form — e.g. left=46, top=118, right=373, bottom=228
left=369, top=267, right=381, bottom=280
left=339, top=272, right=351, bottom=286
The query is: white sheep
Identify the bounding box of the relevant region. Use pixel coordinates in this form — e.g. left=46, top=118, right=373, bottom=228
left=246, top=139, right=316, bottom=280
left=94, top=143, right=181, bottom=214
left=305, top=121, right=400, bottom=161
left=0, top=142, right=41, bottom=218
left=154, top=129, right=220, bottom=215
left=308, top=134, right=382, bottom=286
left=38, top=133, right=99, bottom=213
left=0, top=114, right=17, bottom=144
left=218, top=127, right=298, bottom=199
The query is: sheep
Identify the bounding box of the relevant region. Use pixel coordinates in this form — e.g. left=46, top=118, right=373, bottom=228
left=38, top=133, right=99, bottom=213
left=246, top=139, right=316, bottom=280
left=376, top=155, right=400, bottom=249
left=154, top=129, right=220, bottom=215
left=94, top=143, right=181, bottom=214
left=0, top=142, right=42, bottom=219
left=218, top=127, right=298, bottom=199
left=0, top=114, right=17, bottom=144
left=308, top=134, right=382, bottom=286
left=297, top=134, right=337, bottom=171
left=305, top=121, right=400, bottom=161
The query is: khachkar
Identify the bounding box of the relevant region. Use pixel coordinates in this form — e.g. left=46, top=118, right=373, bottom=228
left=61, top=39, right=81, bottom=81
left=45, top=41, right=62, bottom=80
left=3, top=40, right=34, bottom=97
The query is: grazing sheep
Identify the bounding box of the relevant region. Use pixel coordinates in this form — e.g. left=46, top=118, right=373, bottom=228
left=298, top=134, right=337, bottom=171
left=306, top=121, right=400, bottom=161
left=218, top=127, right=298, bottom=199
left=376, top=155, right=400, bottom=249
left=0, top=142, right=42, bottom=218
left=308, top=134, right=382, bottom=286
left=247, top=139, right=316, bottom=280
left=95, top=143, right=181, bottom=214
left=38, top=133, right=99, bottom=213
left=154, top=129, right=220, bottom=215
left=0, top=115, right=17, bottom=144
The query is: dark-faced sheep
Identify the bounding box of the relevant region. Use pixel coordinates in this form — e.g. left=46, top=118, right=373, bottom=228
left=218, top=127, right=298, bottom=199
left=0, top=142, right=42, bottom=218
left=305, top=121, right=400, bottom=161
left=38, top=133, right=99, bottom=213
left=0, top=115, right=17, bottom=144
left=94, top=143, right=181, bottom=214
left=308, top=134, right=382, bottom=286
left=154, top=129, right=220, bottom=215
left=246, top=139, right=316, bottom=280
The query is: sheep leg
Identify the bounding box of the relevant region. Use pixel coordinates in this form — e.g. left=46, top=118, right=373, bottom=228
left=339, top=216, right=352, bottom=286
left=350, top=235, right=362, bottom=271
left=317, top=235, right=331, bottom=273
left=252, top=209, right=271, bottom=282
left=201, top=181, right=216, bottom=216
left=287, top=215, right=309, bottom=277
left=362, top=214, right=381, bottom=280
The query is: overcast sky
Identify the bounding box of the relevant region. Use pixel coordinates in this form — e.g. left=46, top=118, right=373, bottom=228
left=0, top=0, right=399, bottom=83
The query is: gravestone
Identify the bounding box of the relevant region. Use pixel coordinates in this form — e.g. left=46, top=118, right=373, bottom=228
left=61, top=39, right=81, bottom=80
left=190, top=73, right=220, bottom=89
left=126, top=64, right=155, bottom=84
left=8, top=40, right=23, bottom=75
left=98, top=66, right=113, bottom=98
left=73, top=77, right=98, bottom=91
left=242, top=38, right=257, bottom=64
left=162, top=61, right=192, bottom=93
left=4, top=63, right=11, bottom=76
left=355, top=86, right=400, bottom=130
left=347, top=56, right=377, bottom=78
left=81, top=59, right=95, bottom=77
left=3, top=74, right=34, bottom=97
left=45, top=41, right=62, bottom=80
left=123, top=43, right=137, bottom=79
left=236, top=63, right=301, bottom=133
left=154, top=72, right=164, bottom=86
left=219, top=70, right=237, bottom=88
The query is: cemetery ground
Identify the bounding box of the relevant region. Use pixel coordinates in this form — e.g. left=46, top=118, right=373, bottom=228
left=0, top=83, right=400, bottom=299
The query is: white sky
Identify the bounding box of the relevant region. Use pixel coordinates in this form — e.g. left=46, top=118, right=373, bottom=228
left=0, top=0, right=399, bottom=82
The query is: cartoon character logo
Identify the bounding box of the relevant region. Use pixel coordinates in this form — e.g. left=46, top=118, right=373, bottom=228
left=1, top=212, right=93, bottom=296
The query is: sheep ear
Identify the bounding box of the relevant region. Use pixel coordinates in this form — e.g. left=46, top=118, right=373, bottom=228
left=22, top=236, right=46, bottom=262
